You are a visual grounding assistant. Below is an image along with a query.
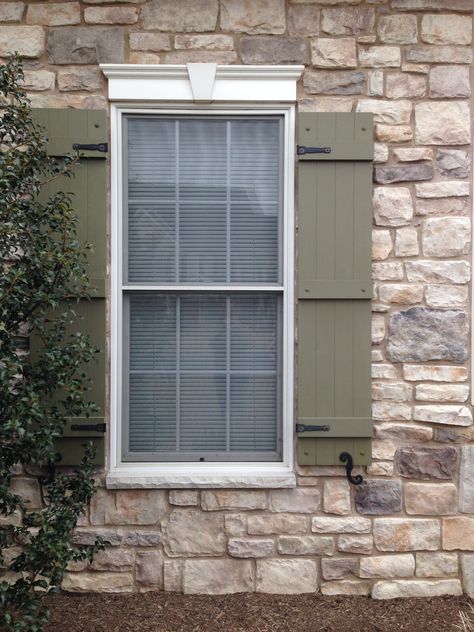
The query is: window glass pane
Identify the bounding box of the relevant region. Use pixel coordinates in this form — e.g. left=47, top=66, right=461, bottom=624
left=230, top=376, right=277, bottom=451
left=126, top=116, right=281, bottom=284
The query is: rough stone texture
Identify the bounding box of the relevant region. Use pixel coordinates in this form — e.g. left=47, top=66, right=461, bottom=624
left=85, top=7, right=138, bottom=24
left=90, top=548, right=134, bottom=571
left=184, top=560, right=253, bottom=594
left=220, top=0, right=285, bottom=35
left=425, top=285, right=468, bottom=308
left=277, top=535, right=335, bottom=556
left=421, top=15, right=472, bottom=46
left=224, top=514, right=247, bottom=536
left=135, top=550, right=163, bottom=587
left=434, top=427, right=474, bottom=445
left=256, top=560, right=317, bottom=594
left=360, top=554, right=415, bottom=578
left=416, top=383, right=469, bottom=402
left=10, top=478, right=42, bottom=509
left=392, top=0, right=472, bottom=9
left=269, top=488, right=321, bottom=514
left=375, top=124, right=413, bottom=143
left=321, top=7, right=374, bottom=35
left=228, top=538, right=274, bottom=558
left=373, top=579, right=462, bottom=599
left=422, top=217, right=470, bottom=257
left=175, top=34, right=234, bottom=50
left=303, top=69, right=366, bottom=95
left=374, top=143, right=389, bottom=164
left=416, top=181, right=470, bottom=199
left=371, top=314, right=386, bottom=345
left=430, top=66, right=470, bottom=99
left=164, top=51, right=237, bottom=63
left=169, top=490, right=198, bottom=506
left=240, top=36, right=308, bottom=64
left=415, top=102, right=471, bottom=146
left=373, top=187, right=413, bottom=227
left=355, top=480, right=402, bottom=515
left=386, top=308, right=469, bottom=363
left=0, top=25, right=44, bottom=57
left=372, top=402, right=411, bottom=422
left=372, top=363, right=398, bottom=380
left=374, top=164, right=433, bottom=184
left=202, top=491, right=266, bottom=511
left=372, top=230, right=392, bottom=260
left=394, top=148, right=433, bottom=162
left=395, top=228, right=419, bottom=257
left=311, top=37, right=357, bottom=68
left=357, top=99, right=411, bottom=124
left=164, top=510, right=225, bottom=557
left=372, top=381, right=412, bottom=401
left=372, top=262, right=404, bottom=281
left=375, top=423, right=432, bottom=442
left=26, top=2, right=80, bottom=26
left=443, top=518, right=474, bottom=551
left=359, top=46, right=401, bottom=68
left=248, top=515, right=307, bottom=536
left=368, top=70, right=383, bottom=96
left=130, top=32, right=171, bottom=51
left=90, top=489, right=167, bottom=525
left=460, top=447, right=474, bottom=513
left=416, top=197, right=469, bottom=217
left=436, top=149, right=470, bottom=179
left=416, top=552, right=458, bottom=577
left=164, top=560, right=182, bottom=592
left=58, top=67, right=103, bottom=92
left=62, top=572, right=134, bottom=593
left=338, top=535, right=373, bottom=555
left=0, top=2, right=24, bottom=22
left=288, top=5, right=319, bottom=36
left=386, top=73, right=426, bottom=99
left=461, top=555, right=474, bottom=597
left=312, top=517, right=371, bottom=534
left=73, top=528, right=122, bottom=547
left=47, top=27, right=125, bottom=64
left=142, top=0, right=218, bottom=32
left=323, top=480, right=351, bottom=515
left=322, top=558, right=358, bottom=580
left=322, top=580, right=371, bottom=596
left=405, top=483, right=457, bottom=516
left=405, top=262, right=470, bottom=285
left=120, top=531, right=162, bottom=546
left=378, top=14, right=417, bottom=44
left=373, top=518, right=440, bottom=551
left=414, top=405, right=472, bottom=427
left=397, top=447, right=458, bottom=480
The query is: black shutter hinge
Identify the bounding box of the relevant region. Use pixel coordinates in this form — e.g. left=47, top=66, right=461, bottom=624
left=72, top=143, right=108, bottom=153
left=296, top=423, right=330, bottom=433
left=71, top=422, right=106, bottom=433
left=297, top=145, right=331, bottom=156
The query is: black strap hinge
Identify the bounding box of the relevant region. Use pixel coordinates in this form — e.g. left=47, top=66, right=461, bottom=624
left=297, top=145, right=331, bottom=156
left=71, top=422, right=106, bottom=433
left=296, top=423, right=330, bottom=433
left=72, top=143, right=108, bottom=153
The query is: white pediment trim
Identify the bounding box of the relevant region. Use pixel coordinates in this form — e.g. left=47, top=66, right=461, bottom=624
left=100, top=63, right=304, bottom=103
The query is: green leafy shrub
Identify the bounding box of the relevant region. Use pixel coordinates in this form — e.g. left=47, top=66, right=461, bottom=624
left=0, top=55, right=101, bottom=631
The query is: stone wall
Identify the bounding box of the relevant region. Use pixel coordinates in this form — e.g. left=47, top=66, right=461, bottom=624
left=1, top=0, right=473, bottom=598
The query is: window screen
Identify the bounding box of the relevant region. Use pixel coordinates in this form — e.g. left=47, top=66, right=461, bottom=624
left=123, top=116, right=283, bottom=461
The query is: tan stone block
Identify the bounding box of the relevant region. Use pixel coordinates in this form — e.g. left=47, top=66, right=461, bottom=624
left=256, top=560, right=317, bottom=594
left=322, top=557, right=358, bottom=580
left=378, top=14, right=417, bottom=44
left=277, top=535, right=334, bottom=556
left=359, top=46, right=401, bottom=68
left=373, top=261, right=405, bottom=281
left=164, top=510, right=225, bottom=557
left=416, top=181, right=470, bottom=199
left=224, top=513, right=247, bottom=536
left=360, top=554, right=415, bottom=578
left=460, top=446, right=474, bottom=513
left=372, top=402, right=411, bottom=422
left=321, top=6, right=375, bottom=36
left=90, top=489, right=168, bottom=526
left=269, top=488, right=320, bottom=514
left=443, top=518, right=474, bottom=551
left=373, top=518, right=440, bottom=551
left=90, top=548, right=134, bottom=571
left=386, top=73, right=426, bottom=99
left=311, top=37, right=357, bottom=68
left=184, top=559, right=253, bottom=594
left=202, top=491, right=266, bottom=511
left=393, top=148, right=433, bottom=162
left=416, top=198, right=470, bottom=217
left=220, top=0, right=285, bottom=35
left=405, top=263, right=470, bottom=286
left=406, top=45, right=472, bottom=65
left=312, top=517, right=371, bottom=534
left=430, top=66, right=470, bottom=99
left=395, top=228, right=418, bottom=257
left=0, top=26, right=44, bottom=57
left=10, top=478, right=41, bottom=509
left=248, top=514, right=307, bottom=536
left=85, top=6, right=137, bottom=23
left=373, top=579, right=462, bottom=599
left=374, top=143, right=389, bottom=164
left=375, top=423, right=432, bottom=442
left=228, top=538, right=274, bottom=558
left=371, top=314, right=386, bottom=345
left=321, top=580, right=370, bottom=595
left=73, top=528, right=122, bottom=547
left=175, top=34, right=234, bottom=50
left=0, top=509, right=22, bottom=527
left=26, top=2, right=80, bottom=26
left=402, top=63, right=429, bottom=74
left=288, top=5, right=319, bottom=36
left=0, top=2, right=24, bottom=22
left=128, top=52, right=161, bottom=64
left=62, top=572, right=134, bottom=593
left=366, top=462, right=394, bottom=476
left=416, top=383, right=469, bottom=403
left=422, top=217, right=470, bottom=257
left=405, top=483, right=457, bottom=516
left=421, top=15, right=472, bottom=46
left=164, top=560, right=182, bottom=592
left=373, top=186, right=413, bottom=227
left=461, top=555, right=474, bottom=597
left=415, top=102, right=471, bottom=146
left=164, top=51, right=237, bottom=64
left=357, top=99, right=411, bottom=124
left=169, top=490, right=198, bottom=506
left=129, top=32, right=171, bottom=51
left=21, top=70, right=55, bottom=91
left=323, top=480, right=351, bottom=515
left=372, top=381, right=412, bottom=402
left=368, top=70, right=383, bottom=96
left=58, top=67, right=102, bottom=92
left=27, top=93, right=107, bottom=109
left=142, top=0, right=218, bottom=32
left=298, top=97, right=354, bottom=112
left=372, top=350, right=384, bottom=362
left=136, top=550, right=163, bottom=588
left=378, top=284, right=423, bottom=305
left=338, top=535, right=373, bottom=555
left=120, top=530, right=162, bottom=546
left=416, top=552, right=458, bottom=577
left=414, top=405, right=472, bottom=427
left=375, top=124, right=413, bottom=143
left=372, top=230, right=392, bottom=261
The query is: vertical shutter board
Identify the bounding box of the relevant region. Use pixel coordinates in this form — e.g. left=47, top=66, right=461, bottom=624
left=297, top=112, right=373, bottom=467
left=31, top=109, right=107, bottom=466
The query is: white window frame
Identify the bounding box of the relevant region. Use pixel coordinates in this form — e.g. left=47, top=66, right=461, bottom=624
left=102, top=64, right=303, bottom=488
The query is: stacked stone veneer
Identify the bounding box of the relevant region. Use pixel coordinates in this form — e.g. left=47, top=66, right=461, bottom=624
left=1, top=0, right=473, bottom=598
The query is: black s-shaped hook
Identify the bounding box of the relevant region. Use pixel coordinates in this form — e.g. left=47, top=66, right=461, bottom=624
left=339, top=452, right=364, bottom=485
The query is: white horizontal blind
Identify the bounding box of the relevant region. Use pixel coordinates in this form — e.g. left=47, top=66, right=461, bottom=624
left=124, top=115, right=283, bottom=461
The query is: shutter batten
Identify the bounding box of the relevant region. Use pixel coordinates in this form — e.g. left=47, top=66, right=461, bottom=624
left=297, top=112, right=373, bottom=467
left=32, top=109, right=107, bottom=466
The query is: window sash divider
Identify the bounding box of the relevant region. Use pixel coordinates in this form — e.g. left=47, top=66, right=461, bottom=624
left=122, top=284, right=284, bottom=292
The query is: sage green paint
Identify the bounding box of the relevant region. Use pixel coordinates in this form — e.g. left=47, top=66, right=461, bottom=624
left=297, top=113, right=373, bottom=467
left=32, top=109, right=107, bottom=466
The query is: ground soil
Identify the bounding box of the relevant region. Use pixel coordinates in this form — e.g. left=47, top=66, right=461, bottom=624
left=45, top=592, right=472, bottom=632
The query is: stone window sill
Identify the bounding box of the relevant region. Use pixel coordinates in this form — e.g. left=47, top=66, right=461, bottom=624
left=106, top=467, right=296, bottom=489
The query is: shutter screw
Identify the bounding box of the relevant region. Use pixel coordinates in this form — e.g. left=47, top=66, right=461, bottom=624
left=304, top=450, right=309, bottom=455
left=305, top=288, right=309, bottom=292
left=361, top=288, right=366, bottom=293
left=94, top=123, right=99, bottom=128
left=305, top=127, right=310, bottom=131
left=361, top=127, right=366, bottom=131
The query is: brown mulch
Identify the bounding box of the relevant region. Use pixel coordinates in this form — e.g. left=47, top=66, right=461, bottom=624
left=44, top=592, right=472, bottom=632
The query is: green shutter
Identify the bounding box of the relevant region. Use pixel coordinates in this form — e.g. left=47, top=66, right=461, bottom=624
left=32, top=109, right=107, bottom=466
left=297, top=112, right=373, bottom=467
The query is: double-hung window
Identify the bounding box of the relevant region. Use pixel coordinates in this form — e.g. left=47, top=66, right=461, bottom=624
left=105, top=64, right=302, bottom=485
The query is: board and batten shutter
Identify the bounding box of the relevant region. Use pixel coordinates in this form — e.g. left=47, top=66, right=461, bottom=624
left=297, top=112, right=373, bottom=467
left=32, top=109, right=107, bottom=466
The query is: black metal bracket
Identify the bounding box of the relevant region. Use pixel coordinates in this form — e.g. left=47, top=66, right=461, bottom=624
left=72, top=143, right=108, bottom=153
left=71, top=423, right=106, bottom=433
left=339, top=451, right=364, bottom=486
left=297, top=145, right=331, bottom=156
left=296, top=423, right=330, bottom=433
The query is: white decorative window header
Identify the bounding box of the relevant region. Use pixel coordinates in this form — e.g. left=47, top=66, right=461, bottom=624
left=100, top=63, right=304, bottom=103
